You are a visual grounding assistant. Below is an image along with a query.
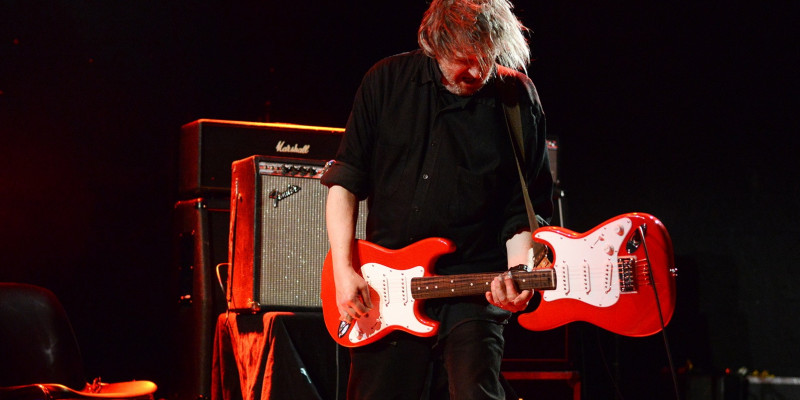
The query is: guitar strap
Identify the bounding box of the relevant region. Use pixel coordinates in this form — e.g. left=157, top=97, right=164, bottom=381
left=498, top=76, right=550, bottom=268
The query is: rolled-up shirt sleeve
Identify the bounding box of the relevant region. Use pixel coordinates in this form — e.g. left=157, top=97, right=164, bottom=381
left=320, top=160, right=369, bottom=200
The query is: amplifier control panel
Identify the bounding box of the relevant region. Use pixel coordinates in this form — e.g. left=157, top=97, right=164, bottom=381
left=258, top=160, right=327, bottom=179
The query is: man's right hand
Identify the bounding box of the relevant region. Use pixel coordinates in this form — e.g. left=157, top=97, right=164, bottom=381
left=334, top=265, right=373, bottom=323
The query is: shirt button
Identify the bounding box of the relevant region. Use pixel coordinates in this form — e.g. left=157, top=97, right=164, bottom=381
left=422, top=173, right=429, bottom=180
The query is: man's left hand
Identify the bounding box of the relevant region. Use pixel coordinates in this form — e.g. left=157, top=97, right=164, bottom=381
left=486, top=273, right=533, bottom=312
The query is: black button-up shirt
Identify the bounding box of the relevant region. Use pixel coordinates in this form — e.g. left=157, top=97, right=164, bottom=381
left=322, top=50, right=553, bottom=277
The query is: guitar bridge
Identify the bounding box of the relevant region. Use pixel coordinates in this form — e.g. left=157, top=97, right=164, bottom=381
left=618, top=256, right=637, bottom=293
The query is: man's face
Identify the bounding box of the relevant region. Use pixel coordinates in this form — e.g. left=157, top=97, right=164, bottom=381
left=437, top=54, right=492, bottom=96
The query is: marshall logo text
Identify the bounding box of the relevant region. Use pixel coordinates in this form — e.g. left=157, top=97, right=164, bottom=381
left=275, top=140, right=311, bottom=154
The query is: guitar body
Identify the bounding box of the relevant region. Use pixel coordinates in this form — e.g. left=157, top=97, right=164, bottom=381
left=320, top=237, right=457, bottom=347
left=321, top=212, right=676, bottom=345
left=518, top=212, right=677, bottom=337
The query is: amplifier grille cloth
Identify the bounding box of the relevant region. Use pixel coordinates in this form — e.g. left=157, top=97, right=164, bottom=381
left=257, top=174, right=366, bottom=308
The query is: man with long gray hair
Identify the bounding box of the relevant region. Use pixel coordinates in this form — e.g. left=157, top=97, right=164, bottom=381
left=322, top=0, right=554, bottom=398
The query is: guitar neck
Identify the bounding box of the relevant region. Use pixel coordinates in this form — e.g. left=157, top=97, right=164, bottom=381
left=410, top=269, right=556, bottom=300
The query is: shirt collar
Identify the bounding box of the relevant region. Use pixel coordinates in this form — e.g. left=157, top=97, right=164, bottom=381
left=416, top=53, right=437, bottom=86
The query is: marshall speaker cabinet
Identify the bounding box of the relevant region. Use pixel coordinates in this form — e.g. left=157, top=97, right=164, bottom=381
left=172, top=197, right=230, bottom=400
left=179, top=119, right=345, bottom=197
left=227, top=155, right=367, bottom=312
left=174, top=119, right=347, bottom=399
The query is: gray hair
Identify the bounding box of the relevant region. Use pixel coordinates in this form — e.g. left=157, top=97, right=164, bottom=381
left=417, top=0, right=531, bottom=72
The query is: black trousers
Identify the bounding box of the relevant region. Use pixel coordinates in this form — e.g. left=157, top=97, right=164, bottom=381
left=346, top=320, right=507, bottom=400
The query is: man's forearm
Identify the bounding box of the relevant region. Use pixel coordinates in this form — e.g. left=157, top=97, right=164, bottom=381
left=326, top=185, right=359, bottom=271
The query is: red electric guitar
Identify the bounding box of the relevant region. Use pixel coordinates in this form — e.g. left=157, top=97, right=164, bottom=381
left=320, top=212, right=677, bottom=347
left=320, top=238, right=557, bottom=347
left=518, top=212, right=677, bottom=337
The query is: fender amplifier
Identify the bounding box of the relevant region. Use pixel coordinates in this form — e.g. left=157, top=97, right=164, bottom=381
left=227, top=155, right=367, bottom=312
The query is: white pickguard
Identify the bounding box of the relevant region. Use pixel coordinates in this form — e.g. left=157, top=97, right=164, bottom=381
left=347, top=264, right=433, bottom=344
left=534, top=217, right=633, bottom=307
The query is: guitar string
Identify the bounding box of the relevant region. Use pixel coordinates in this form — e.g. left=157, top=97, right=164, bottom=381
left=409, top=272, right=554, bottom=299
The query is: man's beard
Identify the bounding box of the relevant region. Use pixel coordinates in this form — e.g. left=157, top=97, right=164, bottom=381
left=443, top=72, right=492, bottom=96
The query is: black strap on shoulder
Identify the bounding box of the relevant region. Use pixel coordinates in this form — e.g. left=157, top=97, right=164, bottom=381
left=497, top=76, right=549, bottom=267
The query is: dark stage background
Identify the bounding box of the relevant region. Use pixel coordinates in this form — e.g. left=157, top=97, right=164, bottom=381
left=1, top=1, right=797, bottom=399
